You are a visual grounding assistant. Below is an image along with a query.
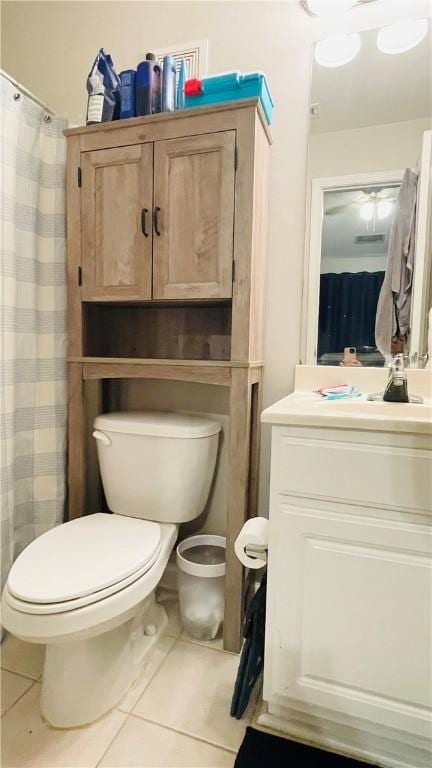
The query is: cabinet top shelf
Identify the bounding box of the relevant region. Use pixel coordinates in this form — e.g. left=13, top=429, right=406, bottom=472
left=69, top=357, right=263, bottom=387
left=64, top=98, right=272, bottom=143
left=68, top=356, right=263, bottom=368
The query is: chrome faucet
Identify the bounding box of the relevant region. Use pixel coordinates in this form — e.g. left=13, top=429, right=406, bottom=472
left=383, top=354, right=409, bottom=403
left=367, top=353, right=423, bottom=404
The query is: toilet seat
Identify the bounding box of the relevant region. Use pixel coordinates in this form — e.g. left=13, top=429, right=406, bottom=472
left=6, top=513, right=161, bottom=615
left=2, top=522, right=177, bottom=646
left=5, top=547, right=161, bottom=615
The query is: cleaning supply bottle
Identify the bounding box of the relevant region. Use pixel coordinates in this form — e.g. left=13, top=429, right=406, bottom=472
left=136, top=54, right=161, bottom=116
left=86, top=49, right=120, bottom=124
left=86, top=65, right=106, bottom=125
left=119, top=70, right=136, bottom=119
left=105, top=53, right=121, bottom=119
left=148, top=54, right=162, bottom=114
left=176, top=59, right=186, bottom=109
left=162, top=55, right=176, bottom=112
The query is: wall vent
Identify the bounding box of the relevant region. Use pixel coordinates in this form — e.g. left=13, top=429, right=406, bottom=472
left=152, top=40, right=208, bottom=79
left=354, top=234, right=385, bottom=244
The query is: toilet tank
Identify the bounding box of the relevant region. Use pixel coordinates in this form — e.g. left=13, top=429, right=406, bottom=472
left=93, top=412, right=221, bottom=523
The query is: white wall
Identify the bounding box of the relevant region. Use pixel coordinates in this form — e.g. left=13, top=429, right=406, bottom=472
left=2, top=0, right=430, bottom=521
left=309, top=118, right=431, bottom=178
left=321, top=256, right=386, bottom=274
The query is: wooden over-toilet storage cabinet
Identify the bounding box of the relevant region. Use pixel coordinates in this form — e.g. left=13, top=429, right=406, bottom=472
left=65, top=99, right=271, bottom=652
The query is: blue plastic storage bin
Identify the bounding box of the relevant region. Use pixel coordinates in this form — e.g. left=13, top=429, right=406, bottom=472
left=185, top=71, right=273, bottom=125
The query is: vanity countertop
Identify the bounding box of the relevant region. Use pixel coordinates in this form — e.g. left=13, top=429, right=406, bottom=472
left=262, top=366, right=432, bottom=435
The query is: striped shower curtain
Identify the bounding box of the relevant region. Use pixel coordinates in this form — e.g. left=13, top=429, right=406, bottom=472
left=0, top=74, right=68, bottom=593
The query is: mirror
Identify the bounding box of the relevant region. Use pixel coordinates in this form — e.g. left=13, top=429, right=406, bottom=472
left=304, top=22, right=432, bottom=367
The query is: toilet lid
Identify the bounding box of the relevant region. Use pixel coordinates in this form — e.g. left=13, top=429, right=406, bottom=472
left=7, top=513, right=161, bottom=605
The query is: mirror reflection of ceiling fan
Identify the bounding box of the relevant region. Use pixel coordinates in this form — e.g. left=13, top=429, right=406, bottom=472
left=325, top=188, right=397, bottom=221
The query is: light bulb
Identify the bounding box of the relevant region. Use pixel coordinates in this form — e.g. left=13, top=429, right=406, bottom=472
left=377, top=200, right=393, bottom=220
left=360, top=201, right=374, bottom=222
left=314, top=33, right=361, bottom=68
left=306, top=0, right=355, bottom=17
left=377, top=18, right=428, bottom=55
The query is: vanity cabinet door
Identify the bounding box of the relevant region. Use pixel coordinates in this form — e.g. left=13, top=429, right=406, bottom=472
left=264, top=428, right=432, bottom=741
left=152, top=132, right=235, bottom=300
left=81, top=144, right=153, bottom=301
left=265, top=497, right=431, bottom=739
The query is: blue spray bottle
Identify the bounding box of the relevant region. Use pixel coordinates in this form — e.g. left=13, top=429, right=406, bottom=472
left=162, top=55, right=176, bottom=112
left=176, top=59, right=186, bottom=109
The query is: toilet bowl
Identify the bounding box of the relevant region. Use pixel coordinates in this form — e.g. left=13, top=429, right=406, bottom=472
left=2, top=411, right=221, bottom=728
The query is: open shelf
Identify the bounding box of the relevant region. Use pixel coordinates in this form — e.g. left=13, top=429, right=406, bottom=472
left=83, top=302, right=232, bottom=361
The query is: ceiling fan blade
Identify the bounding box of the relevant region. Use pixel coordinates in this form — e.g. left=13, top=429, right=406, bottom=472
left=324, top=204, right=353, bottom=215
left=377, top=187, right=398, bottom=199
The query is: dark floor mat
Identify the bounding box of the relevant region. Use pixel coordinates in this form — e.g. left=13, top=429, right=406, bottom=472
left=234, top=726, right=377, bottom=767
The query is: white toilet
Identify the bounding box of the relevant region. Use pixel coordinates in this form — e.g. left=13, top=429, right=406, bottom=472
left=1, top=411, right=221, bottom=728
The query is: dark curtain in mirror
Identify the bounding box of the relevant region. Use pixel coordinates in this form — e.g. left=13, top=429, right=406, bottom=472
left=318, top=271, right=385, bottom=364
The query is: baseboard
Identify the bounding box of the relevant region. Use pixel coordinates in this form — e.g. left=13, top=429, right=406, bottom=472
left=255, top=701, right=431, bottom=768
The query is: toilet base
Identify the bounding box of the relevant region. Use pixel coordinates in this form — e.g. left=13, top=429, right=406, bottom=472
left=40, top=592, right=167, bottom=728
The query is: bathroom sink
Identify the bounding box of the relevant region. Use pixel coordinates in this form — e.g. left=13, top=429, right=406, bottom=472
left=314, top=395, right=431, bottom=418
left=262, top=391, right=432, bottom=434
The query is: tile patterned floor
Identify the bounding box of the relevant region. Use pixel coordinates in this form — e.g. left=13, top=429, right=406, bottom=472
left=0, top=600, right=251, bottom=767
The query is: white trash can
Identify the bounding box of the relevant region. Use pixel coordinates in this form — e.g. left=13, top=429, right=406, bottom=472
left=176, top=534, right=226, bottom=641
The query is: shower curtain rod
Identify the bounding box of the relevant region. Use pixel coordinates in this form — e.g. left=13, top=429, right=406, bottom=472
left=0, top=68, right=57, bottom=116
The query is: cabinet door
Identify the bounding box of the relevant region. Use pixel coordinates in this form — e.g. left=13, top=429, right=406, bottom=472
left=153, top=132, right=235, bottom=300
left=81, top=144, right=153, bottom=300
left=265, top=496, right=432, bottom=739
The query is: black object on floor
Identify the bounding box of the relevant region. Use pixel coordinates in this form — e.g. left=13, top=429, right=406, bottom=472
left=234, top=727, right=377, bottom=767
left=230, top=573, right=266, bottom=719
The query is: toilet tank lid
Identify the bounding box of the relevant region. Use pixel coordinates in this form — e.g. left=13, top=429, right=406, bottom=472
left=94, top=411, right=221, bottom=439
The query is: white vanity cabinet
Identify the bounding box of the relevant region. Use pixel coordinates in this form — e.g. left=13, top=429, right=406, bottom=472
left=261, top=418, right=432, bottom=768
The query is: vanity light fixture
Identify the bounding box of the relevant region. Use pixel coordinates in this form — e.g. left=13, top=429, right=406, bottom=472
left=377, top=199, right=393, bottom=220
left=377, top=18, right=428, bottom=54
left=314, top=32, right=361, bottom=67
left=304, top=0, right=356, bottom=17
left=359, top=197, right=393, bottom=223
left=359, top=201, right=374, bottom=222
left=302, top=0, right=378, bottom=16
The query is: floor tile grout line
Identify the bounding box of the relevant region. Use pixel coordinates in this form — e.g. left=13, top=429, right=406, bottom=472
left=179, top=635, right=230, bottom=653
left=0, top=664, right=41, bottom=682
left=1, top=678, right=36, bottom=718
left=117, top=637, right=177, bottom=714
left=95, top=712, right=130, bottom=768
left=165, top=631, right=223, bottom=649
left=174, top=637, right=227, bottom=653
left=172, top=636, right=239, bottom=661
left=126, top=710, right=239, bottom=755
